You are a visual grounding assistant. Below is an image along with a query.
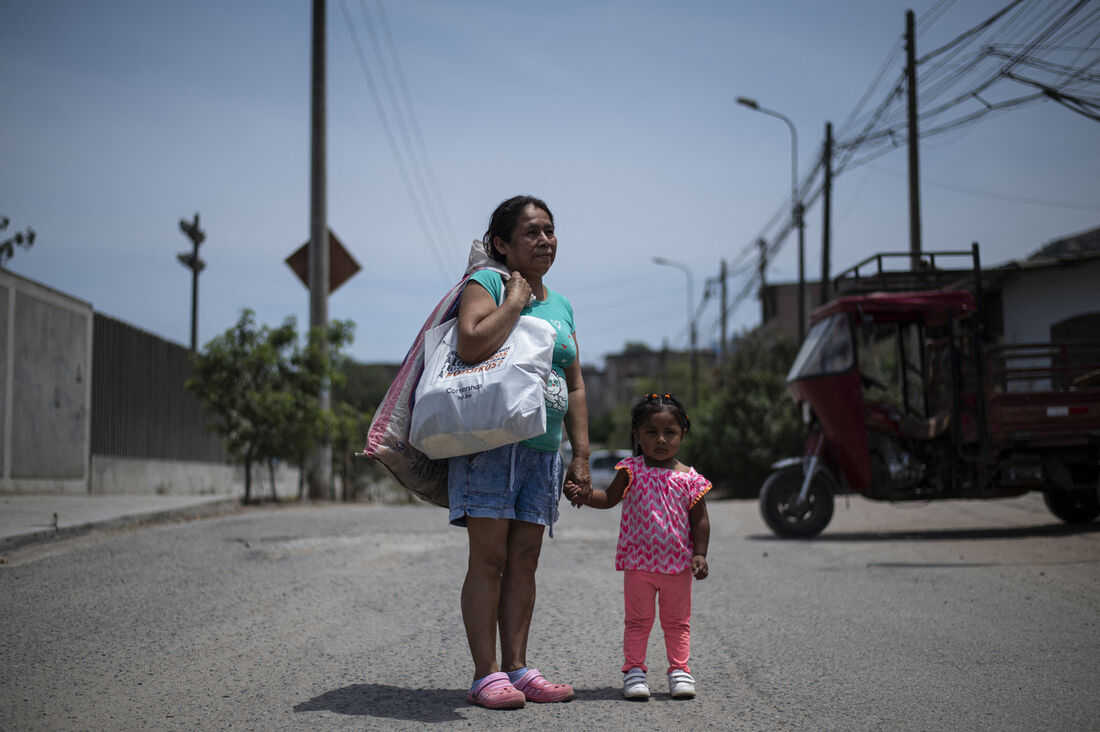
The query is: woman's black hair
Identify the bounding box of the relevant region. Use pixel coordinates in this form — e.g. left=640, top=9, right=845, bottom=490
left=630, top=393, right=691, bottom=456
left=483, top=195, right=554, bottom=263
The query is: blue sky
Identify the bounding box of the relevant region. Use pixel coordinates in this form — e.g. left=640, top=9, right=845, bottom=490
left=2, top=0, right=1098, bottom=366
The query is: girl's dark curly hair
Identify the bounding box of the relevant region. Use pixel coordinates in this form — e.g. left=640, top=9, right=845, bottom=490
left=630, top=393, right=690, bottom=456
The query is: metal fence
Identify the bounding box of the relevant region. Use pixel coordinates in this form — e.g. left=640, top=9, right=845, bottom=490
left=91, top=313, right=225, bottom=462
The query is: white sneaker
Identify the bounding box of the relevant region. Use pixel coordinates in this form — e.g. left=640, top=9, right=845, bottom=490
left=668, top=669, right=696, bottom=699
left=623, top=667, right=650, bottom=700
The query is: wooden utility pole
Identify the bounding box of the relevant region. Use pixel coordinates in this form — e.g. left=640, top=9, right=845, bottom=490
left=719, top=259, right=728, bottom=362
left=821, top=122, right=832, bottom=305
left=757, top=237, right=768, bottom=323
left=309, top=0, right=332, bottom=499
left=905, top=9, right=923, bottom=269
left=177, top=213, right=206, bottom=352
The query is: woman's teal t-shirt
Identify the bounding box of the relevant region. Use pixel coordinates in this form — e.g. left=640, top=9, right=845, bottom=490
left=467, top=269, right=577, bottom=453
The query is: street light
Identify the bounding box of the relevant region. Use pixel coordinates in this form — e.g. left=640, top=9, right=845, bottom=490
left=736, top=96, right=806, bottom=338
left=652, top=256, right=698, bottom=405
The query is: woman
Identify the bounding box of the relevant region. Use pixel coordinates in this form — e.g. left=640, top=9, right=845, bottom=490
left=450, top=195, right=591, bottom=709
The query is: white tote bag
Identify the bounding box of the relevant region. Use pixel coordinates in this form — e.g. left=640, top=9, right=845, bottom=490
left=409, top=314, right=557, bottom=459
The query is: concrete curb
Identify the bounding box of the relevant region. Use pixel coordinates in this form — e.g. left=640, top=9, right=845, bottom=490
left=0, top=497, right=242, bottom=553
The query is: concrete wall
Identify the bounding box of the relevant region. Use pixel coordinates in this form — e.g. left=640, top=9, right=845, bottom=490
left=996, top=259, right=1100, bottom=392
left=1000, top=259, right=1100, bottom=344
left=90, top=455, right=300, bottom=500
left=2, top=270, right=398, bottom=501
left=0, top=270, right=93, bottom=494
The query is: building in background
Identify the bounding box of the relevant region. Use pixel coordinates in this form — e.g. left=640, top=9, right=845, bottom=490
left=760, top=225, right=1100, bottom=347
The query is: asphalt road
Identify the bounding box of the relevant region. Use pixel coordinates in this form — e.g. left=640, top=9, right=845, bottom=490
left=2, top=492, right=1098, bottom=731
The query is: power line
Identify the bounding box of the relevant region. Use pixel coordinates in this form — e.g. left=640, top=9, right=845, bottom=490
left=717, top=1, right=1099, bottom=349
left=837, top=0, right=1099, bottom=167
left=357, top=0, right=454, bottom=255
left=373, top=0, right=459, bottom=245
left=337, top=0, right=452, bottom=281
left=865, top=163, right=1100, bottom=210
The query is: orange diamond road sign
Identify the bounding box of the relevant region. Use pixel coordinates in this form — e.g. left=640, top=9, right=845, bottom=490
left=285, top=228, right=361, bottom=294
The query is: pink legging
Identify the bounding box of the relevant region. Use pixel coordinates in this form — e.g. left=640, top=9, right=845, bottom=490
left=622, top=568, right=692, bottom=674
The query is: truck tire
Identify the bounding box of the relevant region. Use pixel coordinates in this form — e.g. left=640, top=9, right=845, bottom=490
left=1043, top=487, right=1100, bottom=524
left=759, top=465, right=836, bottom=538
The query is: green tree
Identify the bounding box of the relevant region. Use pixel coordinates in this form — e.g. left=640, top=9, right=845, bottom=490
left=0, top=216, right=36, bottom=268
left=680, top=327, right=803, bottom=498
left=289, top=321, right=355, bottom=499
left=335, top=360, right=396, bottom=410
left=185, top=309, right=353, bottom=503
left=330, top=359, right=399, bottom=500
left=331, top=399, right=374, bottom=500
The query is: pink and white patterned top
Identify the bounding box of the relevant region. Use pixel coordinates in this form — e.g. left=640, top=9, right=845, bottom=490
left=614, top=455, right=712, bottom=574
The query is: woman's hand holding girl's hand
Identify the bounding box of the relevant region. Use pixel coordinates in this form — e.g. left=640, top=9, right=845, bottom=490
left=692, top=555, right=709, bottom=580
left=564, top=458, right=592, bottom=507
left=565, top=455, right=591, bottom=489
left=563, top=480, right=592, bottom=508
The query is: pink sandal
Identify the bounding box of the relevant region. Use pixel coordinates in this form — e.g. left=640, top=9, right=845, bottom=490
left=511, top=668, right=574, bottom=703
left=466, top=672, right=526, bottom=709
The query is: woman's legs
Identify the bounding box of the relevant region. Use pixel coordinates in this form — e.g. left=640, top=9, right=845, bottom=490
left=499, top=520, right=545, bottom=672
left=462, top=517, right=546, bottom=679
left=462, top=517, right=511, bottom=679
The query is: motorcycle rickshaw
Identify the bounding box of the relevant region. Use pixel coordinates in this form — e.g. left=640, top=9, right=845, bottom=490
left=760, top=246, right=1100, bottom=538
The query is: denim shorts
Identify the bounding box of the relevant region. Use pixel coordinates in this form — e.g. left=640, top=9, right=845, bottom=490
left=448, top=443, right=563, bottom=536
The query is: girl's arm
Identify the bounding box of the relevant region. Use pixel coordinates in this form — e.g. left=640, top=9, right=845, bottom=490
left=689, top=497, right=710, bottom=579
left=565, top=467, right=627, bottom=509
left=562, top=339, right=591, bottom=492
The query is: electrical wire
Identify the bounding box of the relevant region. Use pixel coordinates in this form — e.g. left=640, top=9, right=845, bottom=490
left=374, top=1, right=460, bottom=244
left=865, top=163, right=1100, bottom=210
left=337, top=0, right=452, bottom=281
left=711, top=1, right=1098, bottom=351
left=358, top=0, right=455, bottom=254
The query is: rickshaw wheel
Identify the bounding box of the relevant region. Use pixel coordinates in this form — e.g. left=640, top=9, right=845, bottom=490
left=759, top=465, right=836, bottom=538
left=1042, top=487, right=1100, bottom=524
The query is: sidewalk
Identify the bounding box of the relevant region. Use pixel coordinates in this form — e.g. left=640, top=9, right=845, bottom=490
left=0, top=493, right=241, bottom=553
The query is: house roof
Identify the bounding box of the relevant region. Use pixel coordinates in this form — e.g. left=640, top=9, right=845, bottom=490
left=1027, top=224, right=1100, bottom=261
left=972, top=224, right=1100, bottom=294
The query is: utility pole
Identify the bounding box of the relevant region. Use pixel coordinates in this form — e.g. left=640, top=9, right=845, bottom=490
left=719, top=259, right=728, bottom=363
left=905, top=9, right=923, bottom=269
left=821, top=121, right=833, bottom=305
left=177, top=213, right=206, bottom=352
left=795, top=204, right=805, bottom=338
left=309, top=0, right=332, bottom=499
left=757, top=238, right=768, bottom=324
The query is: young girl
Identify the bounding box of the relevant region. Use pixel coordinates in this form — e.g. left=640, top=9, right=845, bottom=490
left=564, top=393, right=711, bottom=700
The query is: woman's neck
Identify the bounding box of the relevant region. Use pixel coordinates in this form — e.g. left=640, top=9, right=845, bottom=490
left=525, top=275, right=547, bottom=301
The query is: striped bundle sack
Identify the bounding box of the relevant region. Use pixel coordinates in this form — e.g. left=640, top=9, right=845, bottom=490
left=359, top=241, right=507, bottom=507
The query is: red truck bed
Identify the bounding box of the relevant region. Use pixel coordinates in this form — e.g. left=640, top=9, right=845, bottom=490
left=987, top=342, right=1100, bottom=447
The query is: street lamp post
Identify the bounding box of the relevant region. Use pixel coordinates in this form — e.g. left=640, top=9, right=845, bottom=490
left=736, top=96, right=806, bottom=339
left=652, top=256, right=697, bottom=405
